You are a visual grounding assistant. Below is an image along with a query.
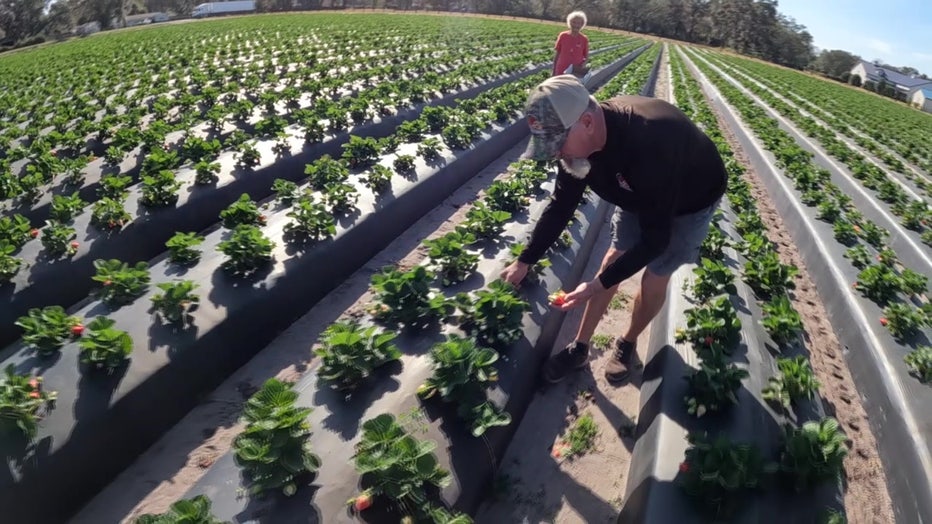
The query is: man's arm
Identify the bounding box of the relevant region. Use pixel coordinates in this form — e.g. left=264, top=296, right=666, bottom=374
left=518, top=166, right=587, bottom=265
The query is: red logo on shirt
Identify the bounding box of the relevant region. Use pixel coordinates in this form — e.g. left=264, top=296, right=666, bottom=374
left=528, top=115, right=543, bottom=132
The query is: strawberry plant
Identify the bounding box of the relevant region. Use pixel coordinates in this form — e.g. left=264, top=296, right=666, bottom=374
left=485, top=178, right=531, bottom=213
left=844, top=245, right=872, bottom=269
left=140, top=148, right=180, bottom=177
left=857, top=221, right=888, bottom=249
left=341, top=135, right=380, bottom=168
left=700, top=226, right=730, bottom=260
left=141, top=170, right=183, bottom=208
left=150, top=281, right=200, bottom=324
left=93, top=259, right=151, bottom=306
left=678, top=432, right=773, bottom=520
left=0, top=214, right=33, bottom=250
left=99, top=174, right=133, bottom=199
left=735, top=210, right=764, bottom=235
left=762, top=356, right=820, bottom=409
left=760, top=294, right=803, bottom=347
left=368, top=266, right=451, bottom=328
left=0, top=243, right=23, bottom=283
left=49, top=192, right=86, bottom=222
left=91, top=197, right=131, bottom=231
left=904, top=345, right=932, bottom=383
left=424, top=231, right=479, bottom=286
left=233, top=378, right=321, bottom=497
left=453, top=280, right=530, bottom=348
left=816, top=200, right=841, bottom=222
left=324, top=182, right=359, bottom=214
left=418, top=335, right=510, bottom=436
left=40, top=221, right=77, bottom=257
left=459, top=201, right=511, bottom=240
left=832, top=220, right=858, bottom=246
left=272, top=179, right=299, bottom=205
left=193, top=160, right=221, bottom=185
left=691, top=258, right=737, bottom=301
left=78, top=317, right=133, bottom=372
left=416, top=137, right=443, bottom=160
left=393, top=154, right=415, bottom=175
left=0, top=365, right=56, bottom=440
left=683, top=296, right=742, bottom=356
left=898, top=268, right=928, bottom=296
left=743, top=251, right=797, bottom=299
left=314, top=321, right=401, bottom=391
left=881, top=303, right=925, bottom=341
left=15, top=306, right=82, bottom=357
left=855, top=264, right=901, bottom=304
left=684, top=359, right=749, bottom=417
left=134, top=495, right=226, bottom=524
left=284, top=196, right=336, bottom=242
left=235, top=142, right=261, bottom=169
left=362, top=164, right=393, bottom=194
left=739, top=231, right=772, bottom=259
left=219, top=194, right=262, bottom=229
left=166, top=232, right=204, bottom=265
left=352, top=413, right=451, bottom=514
left=217, top=225, right=275, bottom=276
left=305, top=155, right=349, bottom=190
left=779, top=417, right=847, bottom=491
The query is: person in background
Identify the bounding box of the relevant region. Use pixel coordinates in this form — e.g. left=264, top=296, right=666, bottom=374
left=501, top=75, right=728, bottom=385
left=553, top=11, right=589, bottom=78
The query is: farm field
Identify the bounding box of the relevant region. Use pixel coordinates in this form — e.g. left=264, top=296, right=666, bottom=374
left=0, top=11, right=929, bottom=524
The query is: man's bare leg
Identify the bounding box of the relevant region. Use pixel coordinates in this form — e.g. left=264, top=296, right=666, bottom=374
left=605, top=269, right=672, bottom=383
left=572, top=247, right=624, bottom=345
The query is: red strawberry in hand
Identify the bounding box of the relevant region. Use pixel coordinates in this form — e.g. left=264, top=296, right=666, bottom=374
left=548, top=290, right=567, bottom=306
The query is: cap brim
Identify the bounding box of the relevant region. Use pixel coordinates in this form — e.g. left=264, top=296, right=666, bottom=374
left=521, top=131, right=567, bottom=161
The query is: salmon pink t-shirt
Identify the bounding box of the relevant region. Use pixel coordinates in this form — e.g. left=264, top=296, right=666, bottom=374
left=554, top=31, right=589, bottom=75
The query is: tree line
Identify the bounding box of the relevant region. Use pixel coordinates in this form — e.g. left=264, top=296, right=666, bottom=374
left=1, top=0, right=926, bottom=84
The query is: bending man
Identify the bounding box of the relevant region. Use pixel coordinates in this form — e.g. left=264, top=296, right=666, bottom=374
left=500, top=75, right=728, bottom=384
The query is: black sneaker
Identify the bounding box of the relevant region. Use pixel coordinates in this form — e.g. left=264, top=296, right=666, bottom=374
left=605, top=338, right=636, bottom=383
left=543, top=342, right=590, bottom=383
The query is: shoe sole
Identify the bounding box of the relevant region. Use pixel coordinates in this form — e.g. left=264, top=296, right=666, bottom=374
left=542, top=359, right=589, bottom=384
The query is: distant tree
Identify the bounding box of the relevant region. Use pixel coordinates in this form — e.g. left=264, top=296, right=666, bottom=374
left=810, top=49, right=861, bottom=80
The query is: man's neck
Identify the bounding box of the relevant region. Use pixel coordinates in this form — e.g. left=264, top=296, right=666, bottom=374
left=591, top=107, right=608, bottom=154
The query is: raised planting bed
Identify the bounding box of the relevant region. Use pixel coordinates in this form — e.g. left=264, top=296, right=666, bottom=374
left=123, top=44, right=664, bottom=524
left=680, top=47, right=931, bottom=522
left=697, top=51, right=932, bottom=232
left=0, top=45, right=651, bottom=524
left=0, top=42, right=650, bottom=349
left=621, top=45, right=845, bottom=524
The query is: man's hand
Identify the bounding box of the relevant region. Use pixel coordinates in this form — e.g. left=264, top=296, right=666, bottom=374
left=500, top=261, right=530, bottom=287
left=552, top=278, right=606, bottom=310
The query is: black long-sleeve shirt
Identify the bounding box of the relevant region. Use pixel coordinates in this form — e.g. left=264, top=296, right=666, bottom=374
left=518, top=95, right=728, bottom=288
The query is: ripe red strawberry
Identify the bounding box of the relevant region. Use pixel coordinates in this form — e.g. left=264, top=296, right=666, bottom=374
left=29, top=228, right=39, bottom=238
left=70, top=241, right=79, bottom=249
left=679, top=462, right=690, bottom=473
left=879, top=317, right=888, bottom=327
left=704, top=336, right=714, bottom=346
left=103, top=280, right=112, bottom=287
left=353, top=493, right=372, bottom=512
left=548, top=290, right=567, bottom=306
left=71, top=324, right=84, bottom=336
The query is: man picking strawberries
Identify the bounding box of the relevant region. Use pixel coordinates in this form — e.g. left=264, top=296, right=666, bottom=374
left=500, top=75, right=727, bottom=384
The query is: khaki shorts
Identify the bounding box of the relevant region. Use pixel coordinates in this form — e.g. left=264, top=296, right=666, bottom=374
left=610, top=199, right=721, bottom=276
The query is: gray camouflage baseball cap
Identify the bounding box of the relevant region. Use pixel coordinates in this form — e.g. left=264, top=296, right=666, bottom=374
left=522, top=75, right=592, bottom=161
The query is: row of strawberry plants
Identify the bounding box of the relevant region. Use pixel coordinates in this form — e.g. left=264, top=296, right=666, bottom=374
left=0, top=42, right=646, bottom=347
left=667, top=46, right=846, bottom=522
left=703, top=54, right=932, bottom=195
left=685, top=48, right=932, bottom=355
left=123, top=46, right=662, bottom=524
left=693, top=51, right=932, bottom=245
left=0, top=33, right=632, bottom=212
left=696, top=51, right=932, bottom=179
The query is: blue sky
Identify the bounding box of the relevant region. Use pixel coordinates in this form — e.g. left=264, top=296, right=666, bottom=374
left=777, top=0, right=932, bottom=74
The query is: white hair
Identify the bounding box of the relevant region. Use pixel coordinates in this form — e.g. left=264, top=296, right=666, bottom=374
left=566, top=11, right=587, bottom=28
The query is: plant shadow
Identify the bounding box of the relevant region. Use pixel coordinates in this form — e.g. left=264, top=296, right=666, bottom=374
left=313, top=361, right=403, bottom=440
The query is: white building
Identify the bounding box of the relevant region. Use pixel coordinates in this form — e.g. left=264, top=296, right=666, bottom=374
left=911, top=88, right=932, bottom=114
